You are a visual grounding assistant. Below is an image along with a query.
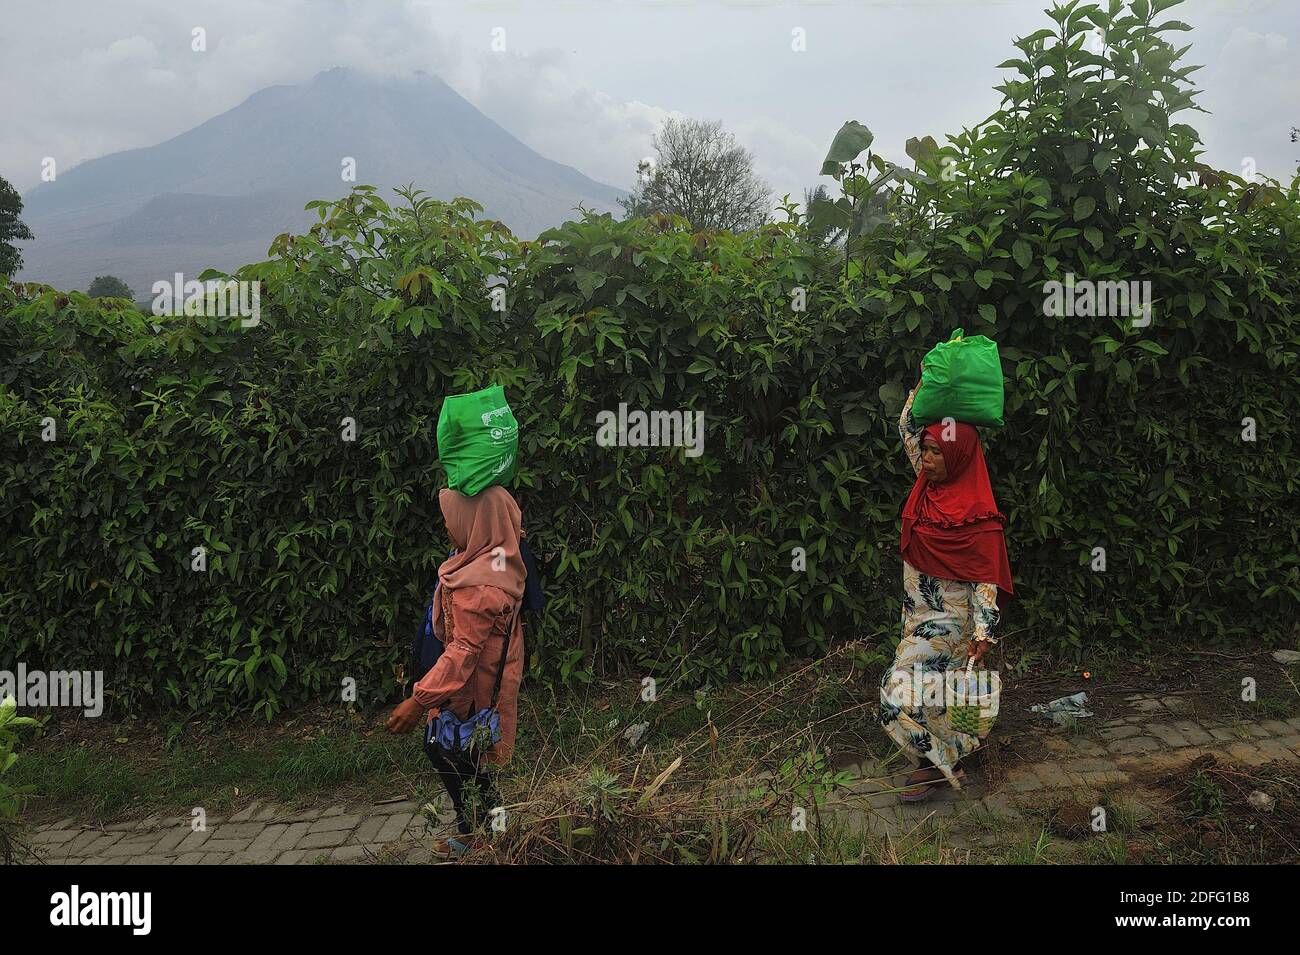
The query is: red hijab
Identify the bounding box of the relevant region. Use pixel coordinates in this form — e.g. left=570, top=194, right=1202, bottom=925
left=900, top=421, right=1013, bottom=595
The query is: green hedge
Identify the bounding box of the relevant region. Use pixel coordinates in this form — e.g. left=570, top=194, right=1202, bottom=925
left=2, top=0, right=1296, bottom=718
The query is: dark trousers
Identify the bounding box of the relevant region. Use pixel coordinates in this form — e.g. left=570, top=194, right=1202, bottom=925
left=423, top=737, right=500, bottom=835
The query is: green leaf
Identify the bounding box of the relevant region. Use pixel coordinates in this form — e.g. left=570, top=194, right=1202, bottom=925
left=820, top=121, right=875, bottom=176
left=1073, top=196, right=1096, bottom=221
left=1017, top=28, right=1057, bottom=46
left=842, top=408, right=869, bottom=436
left=904, top=135, right=938, bottom=163
left=878, top=381, right=905, bottom=408
left=1012, top=239, right=1033, bottom=269
left=974, top=269, right=994, bottom=290
left=1120, top=103, right=1149, bottom=128
left=574, top=267, right=606, bottom=300
left=996, top=58, right=1034, bottom=77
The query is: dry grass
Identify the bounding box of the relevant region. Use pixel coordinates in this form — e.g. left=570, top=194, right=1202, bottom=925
left=457, top=645, right=883, bottom=864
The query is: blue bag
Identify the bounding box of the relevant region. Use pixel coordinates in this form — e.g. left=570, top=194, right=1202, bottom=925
left=519, top=536, right=546, bottom=612
left=406, top=553, right=452, bottom=694
left=428, top=704, right=503, bottom=754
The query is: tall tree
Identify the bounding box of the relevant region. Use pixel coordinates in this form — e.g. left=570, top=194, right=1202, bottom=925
left=88, top=275, right=134, bottom=300
left=802, top=184, right=845, bottom=247
left=619, top=118, right=771, bottom=232
left=0, top=176, right=34, bottom=278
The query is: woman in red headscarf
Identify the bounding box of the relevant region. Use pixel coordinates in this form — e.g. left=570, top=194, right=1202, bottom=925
left=879, top=368, right=1014, bottom=801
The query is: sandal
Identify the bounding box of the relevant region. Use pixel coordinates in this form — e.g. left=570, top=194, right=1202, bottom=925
left=431, top=836, right=474, bottom=859
left=899, top=768, right=964, bottom=802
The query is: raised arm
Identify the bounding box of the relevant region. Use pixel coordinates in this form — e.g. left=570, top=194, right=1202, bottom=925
left=899, top=387, right=924, bottom=476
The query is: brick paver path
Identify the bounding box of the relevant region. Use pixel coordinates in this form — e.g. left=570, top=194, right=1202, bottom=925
left=823, top=695, right=1300, bottom=839
left=30, top=798, right=454, bottom=865
left=27, top=694, right=1300, bottom=863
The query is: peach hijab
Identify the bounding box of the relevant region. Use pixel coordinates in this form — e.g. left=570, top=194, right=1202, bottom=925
left=436, top=486, right=527, bottom=599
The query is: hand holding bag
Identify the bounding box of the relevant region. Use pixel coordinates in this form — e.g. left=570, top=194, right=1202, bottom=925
left=946, top=654, right=1000, bottom=738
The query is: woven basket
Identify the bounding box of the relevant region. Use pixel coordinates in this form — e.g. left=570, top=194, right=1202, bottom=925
left=946, top=658, right=1000, bottom=738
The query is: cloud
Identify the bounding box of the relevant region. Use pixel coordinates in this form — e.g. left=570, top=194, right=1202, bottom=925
left=0, top=0, right=677, bottom=194
left=97, top=35, right=160, bottom=66
left=440, top=47, right=676, bottom=191
left=1, top=0, right=1295, bottom=201
left=1196, top=27, right=1299, bottom=180
left=732, top=116, right=826, bottom=206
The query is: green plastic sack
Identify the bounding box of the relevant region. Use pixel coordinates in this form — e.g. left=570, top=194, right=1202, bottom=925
left=436, top=385, right=519, bottom=496
left=911, top=327, right=1005, bottom=427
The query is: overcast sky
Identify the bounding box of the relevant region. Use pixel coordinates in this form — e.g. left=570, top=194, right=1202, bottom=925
left=2, top=0, right=1297, bottom=204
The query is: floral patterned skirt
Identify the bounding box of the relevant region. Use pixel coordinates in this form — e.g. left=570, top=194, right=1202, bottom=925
left=878, top=561, right=985, bottom=787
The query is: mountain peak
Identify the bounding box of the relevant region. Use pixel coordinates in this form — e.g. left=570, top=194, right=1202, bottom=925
left=18, top=70, right=625, bottom=294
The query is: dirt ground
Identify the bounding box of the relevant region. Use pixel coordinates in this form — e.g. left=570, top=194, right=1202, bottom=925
left=13, top=642, right=1300, bottom=864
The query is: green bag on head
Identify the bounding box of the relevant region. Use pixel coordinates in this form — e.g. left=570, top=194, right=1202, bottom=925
left=437, top=384, right=519, bottom=497
left=911, top=327, right=1005, bottom=427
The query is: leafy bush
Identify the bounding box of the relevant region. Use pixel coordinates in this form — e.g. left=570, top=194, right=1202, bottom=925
left=1, top=0, right=1296, bottom=719
left=810, top=0, right=1300, bottom=652
left=0, top=696, right=40, bottom=863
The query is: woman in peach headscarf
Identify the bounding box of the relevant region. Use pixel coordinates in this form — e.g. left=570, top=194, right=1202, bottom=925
left=386, top=485, right=526, bottom=858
